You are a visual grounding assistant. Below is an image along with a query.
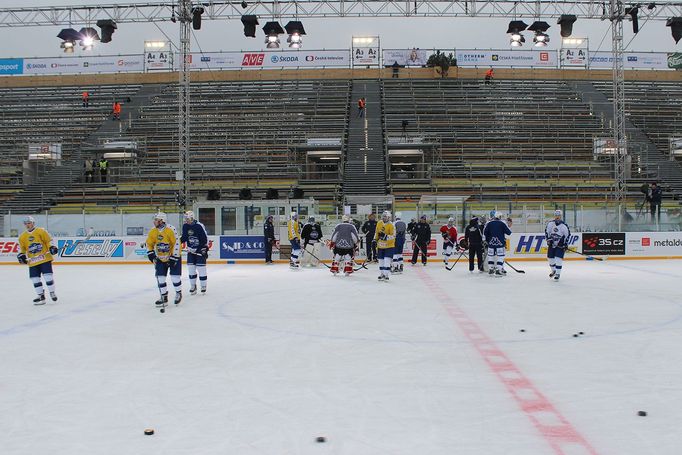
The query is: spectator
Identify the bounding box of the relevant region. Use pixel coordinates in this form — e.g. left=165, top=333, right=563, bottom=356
left=263, top=215, right=275, bottom=264
left=82, top=90, right=89, bottom=108
left=485, top=68, right=494, bottom=85
left=99, top=157, right=109, bottom=183
left=357, top=97, right=366, bottom=118
left=361, top=213, right=377, bottom=262
left=112, top=101, right=121, bottom=120
left=649, top=182, right=662, bottom=223
left=84, top=158, right=94, bottom=183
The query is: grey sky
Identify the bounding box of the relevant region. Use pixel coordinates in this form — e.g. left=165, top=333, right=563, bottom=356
left=0, top=1, right=679, bottom=59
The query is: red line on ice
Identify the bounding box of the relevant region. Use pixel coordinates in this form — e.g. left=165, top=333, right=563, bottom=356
left=416, top=268, right=599, bottom=455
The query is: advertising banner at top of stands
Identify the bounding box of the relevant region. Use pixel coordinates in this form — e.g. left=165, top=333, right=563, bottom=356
left=668, top=53, right=682, bottom=69
left=587, top=51, right=670, bottom=69
left=559, top=48, right=588, bottom=67
left=185, top=50, right=350, bottom=70
left=23, top=55, right=145, bottom=75
left=383, top=49, right=429, bottom=67
left=0, top=58, right=23, bottom=75
left=455, top=49, right=557, bottom=67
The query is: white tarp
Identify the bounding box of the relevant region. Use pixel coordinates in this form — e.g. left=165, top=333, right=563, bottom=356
left=456, top=49, right=557, bottom=67
left=23, top=55, right=145, bottom=75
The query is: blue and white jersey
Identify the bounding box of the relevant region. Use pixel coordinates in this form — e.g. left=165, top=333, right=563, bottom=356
left=181, top=221, right=208, bottom=254
left=394, top=220, right=407, bottom=240
left=483, top=219, right=512, bottom=248
left=545, top=220, right=571, bottom=248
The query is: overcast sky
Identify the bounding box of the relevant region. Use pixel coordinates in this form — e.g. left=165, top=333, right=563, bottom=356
left=0, top=1, right=679, bottom=58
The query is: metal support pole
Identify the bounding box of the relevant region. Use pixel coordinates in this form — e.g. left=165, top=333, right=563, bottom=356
left=178, top=0, right=191, bottom=211
left=610, top=0, right=627, bottom=231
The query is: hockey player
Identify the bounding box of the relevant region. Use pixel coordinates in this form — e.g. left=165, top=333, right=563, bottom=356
left=146, top=212, right=182, bottom=308
left=17, top=216, right=58, bottom=304
left=410, top=215, right=431, bottom=265
left=439, top=217, right=459, bottom=266
left=181, top=211, right=208, bottom=295
left=287, top=212, right=302, bottom=268
left=483, top=211, right=512, bottom=276
left=465, top=216, right=485, bottom=273
left=301, top=216, right=323, bottom=267
left=392, top=212, right=407, bottom=273
left=329, top=215, right=360, bottom=275
left=361, top=214, right=378, bottom=262
left=546, top=209, right=571, bottom=281
left=374, top=211, right=396, bottom=281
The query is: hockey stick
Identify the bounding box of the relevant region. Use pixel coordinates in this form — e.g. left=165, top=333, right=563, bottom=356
left=445, top=249, right=467, bottom=271
left=300, top=243, right=332, bottom=269
left=566, top=248, right=605, bottom=261
left=504, top=260, right=526, bottom=274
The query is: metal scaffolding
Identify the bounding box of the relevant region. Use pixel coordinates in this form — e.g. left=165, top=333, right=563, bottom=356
left=177, top=0, right=191, bottom=210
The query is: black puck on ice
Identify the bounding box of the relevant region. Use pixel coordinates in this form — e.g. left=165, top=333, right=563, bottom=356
left=579, top=331, right=585, bottom=335
left=144, top=429, right=155, bottom=435
left=638, top=411, right=647, bottom=417
left=520, top=329, right=526, bottom=333
left=316, top=436, right=326, bottom=443
left=573, top=334, right=579, bottom=337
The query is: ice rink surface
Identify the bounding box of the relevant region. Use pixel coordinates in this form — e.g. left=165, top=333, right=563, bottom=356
left=2, top=259, right=682, bottom=455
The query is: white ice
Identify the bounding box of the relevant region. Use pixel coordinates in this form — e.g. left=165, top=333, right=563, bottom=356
left=2, top=259, right=682, bottom=455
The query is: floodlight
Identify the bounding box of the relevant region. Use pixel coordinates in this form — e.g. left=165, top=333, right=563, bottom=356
left=263, top=21, right=284, bottom=48
left=533, top=32, right=550, bottom=46
left=57, top=28, right=80, bottom=52
left=192, top=6, right=204, bottom=30
left=528, top=21, right=550, bottom=32
left=78, top=27, right=100, bottom=51
left=285, top=21, right=306, bottom=48
left=625, top=6, right=639, bottom=33
left=60, top=40, right=75, bottom=53
left=241, top=15, right=259, bottom=37
left=96, top=19, right=117, bottom=43
left=667, top=17, right=682, bottom=43
left=507, top=20, right=528, bottom=47
left=557, top=14, right=577, bottom=37
left=510, top=35, right=526, bottom=47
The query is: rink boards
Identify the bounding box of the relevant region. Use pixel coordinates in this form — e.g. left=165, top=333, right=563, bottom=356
left=0, top=231, right=681, bottom=264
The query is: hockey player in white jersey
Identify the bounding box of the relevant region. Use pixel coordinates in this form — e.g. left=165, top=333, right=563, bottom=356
left=545, top=209, right=571, bottom=280
left=391, top=213, right=407, bottom=273
left=329, top=215, right=360, bottom=276
left=181, top=211, right=208, bottom=294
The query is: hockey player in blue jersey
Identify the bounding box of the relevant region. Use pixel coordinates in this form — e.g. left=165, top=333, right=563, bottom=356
left=483, top=210, right=512, bottom=276
left=181, top=211, right=209, bottom=294
left=545, top=209, right=571, bottom=281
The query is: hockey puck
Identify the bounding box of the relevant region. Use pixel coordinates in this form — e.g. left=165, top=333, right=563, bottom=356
left=144, top=429, right=155, bottom=435
left=638, top=411, right=647, bottom=417
left=519, top=329, right=526, bottom=333
left=160, top=308, right=165, bottom=313
left=579, top=331, right=585, bottom=335
left=316, top=436, right=326, bottom=443
left=573, top=334, right=579, bottom=337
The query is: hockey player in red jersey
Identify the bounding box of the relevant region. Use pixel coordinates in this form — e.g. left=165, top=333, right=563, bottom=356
left=439, top=217, right=458, bottom=266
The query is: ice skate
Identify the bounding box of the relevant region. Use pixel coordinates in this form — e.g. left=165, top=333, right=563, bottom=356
left=49, top=292, right=58, bottom=302
left=33, top=293, right=46, bottom=305
left=155, top=294, right=168, bottom=307
left=554, top=274, right=561, bottom=281
left=174, top=291, right=182, bottom=305
left=190, top=285, right=197, bottom=295
left=549, top=270, right=556, bottom=278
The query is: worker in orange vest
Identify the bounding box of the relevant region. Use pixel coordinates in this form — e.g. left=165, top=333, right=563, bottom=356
left=112, top=101, right=121, bottom=120
left=82, top=91, right=89, bottom=107
left=485, top=68, right=494, bottom=85
left=357, top=97, right=366, bottom=118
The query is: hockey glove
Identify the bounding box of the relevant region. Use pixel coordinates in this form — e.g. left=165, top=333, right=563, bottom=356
left=378, top=233, right=388, bottom=241
left=329, top=242, right=336, bottom=250
left=17, top=253, right=28, bottom=264
left=147, top=251, right=157, bottom=263
left=168, top=256, right=180, bottom=267
left=199, top=246, right=209, bottom=259
left=49, top=245, right=59, bottom=255
left=441, top=232, right=449, bottom=240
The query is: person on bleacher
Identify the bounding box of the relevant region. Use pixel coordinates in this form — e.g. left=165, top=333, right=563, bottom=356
left=112, top=101, right=121, bottom=120
left=82, top=91, right=89, bottom=107
left=98, top=157, right=108, bottom=183
left=485, top=68, right=494, bottom=85
left=84, top=158, right=94, bottom=183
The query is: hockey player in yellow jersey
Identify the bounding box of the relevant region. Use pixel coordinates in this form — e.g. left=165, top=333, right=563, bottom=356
left=18, top=216, right=58, bottom=304
left=374, top=211, right=396, bottom=281
left=146, top=212, right=182, bottom=309
left=287, top=212, right=302, bottom=269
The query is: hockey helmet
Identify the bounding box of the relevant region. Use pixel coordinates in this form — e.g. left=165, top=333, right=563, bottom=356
left=153, top=212, right=167, bottom=223
left=489, top=209, right=497, bottom=219
left=23, top=215, right=36, bottom=225
left=308, top=216, right=315, bottom=223
left=290, top=211, right=298, bottom=220
left=183, top=210, right=195, bottom=222
left=420, top=214, right=427, bottom=220
left=382, top=210, right=391, bottom=220
left=447, top=216, right=455, bottom=225
left=554, top=209, right=562, bottom=218
left=342, top=214, right=350, bottom=222
left=395, top=212, right=402, bottom=220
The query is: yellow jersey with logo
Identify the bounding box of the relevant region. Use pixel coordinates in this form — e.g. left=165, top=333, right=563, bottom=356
left=287, top=220, right=300, bottom=241
left=374, top=220, right=396, bottom=249
left=146, top=224, right=180, bottom=263
left=19, top=227, right=54, bottom=266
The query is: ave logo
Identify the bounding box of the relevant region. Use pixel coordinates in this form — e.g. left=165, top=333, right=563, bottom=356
left=242, top=53, right=265, bottom=66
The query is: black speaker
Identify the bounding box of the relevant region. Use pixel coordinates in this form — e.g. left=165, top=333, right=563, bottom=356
left=241, top=15, right=259, bottom=37
left=265, top=188, right=279, bottom=200
left=239, top=188, right=253, bottom=200
left=292, top=188, right=304, bottom=199
left=192, top=7, right=204, bottom=30
left=207, top=189, right=220, bottom=200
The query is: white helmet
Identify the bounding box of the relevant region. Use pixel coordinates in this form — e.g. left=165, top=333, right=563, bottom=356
left=183, top=210, right=195, bottom=221
left=290, top=211, right=298, bottom=220
left=395, top=212, right=402, bottom=220
left=554, top=209, right=562, bottom=218
left=153, top=212, right=167, bottom=223
left=447, top=216, right=454, bottom=224
left=23, top=216, right=35, bottom=225
left=382, top=210, right=392, bottom=220
left=342, top=214, right=350, bottom=222
left=497, top=212, right=505, bottom=221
